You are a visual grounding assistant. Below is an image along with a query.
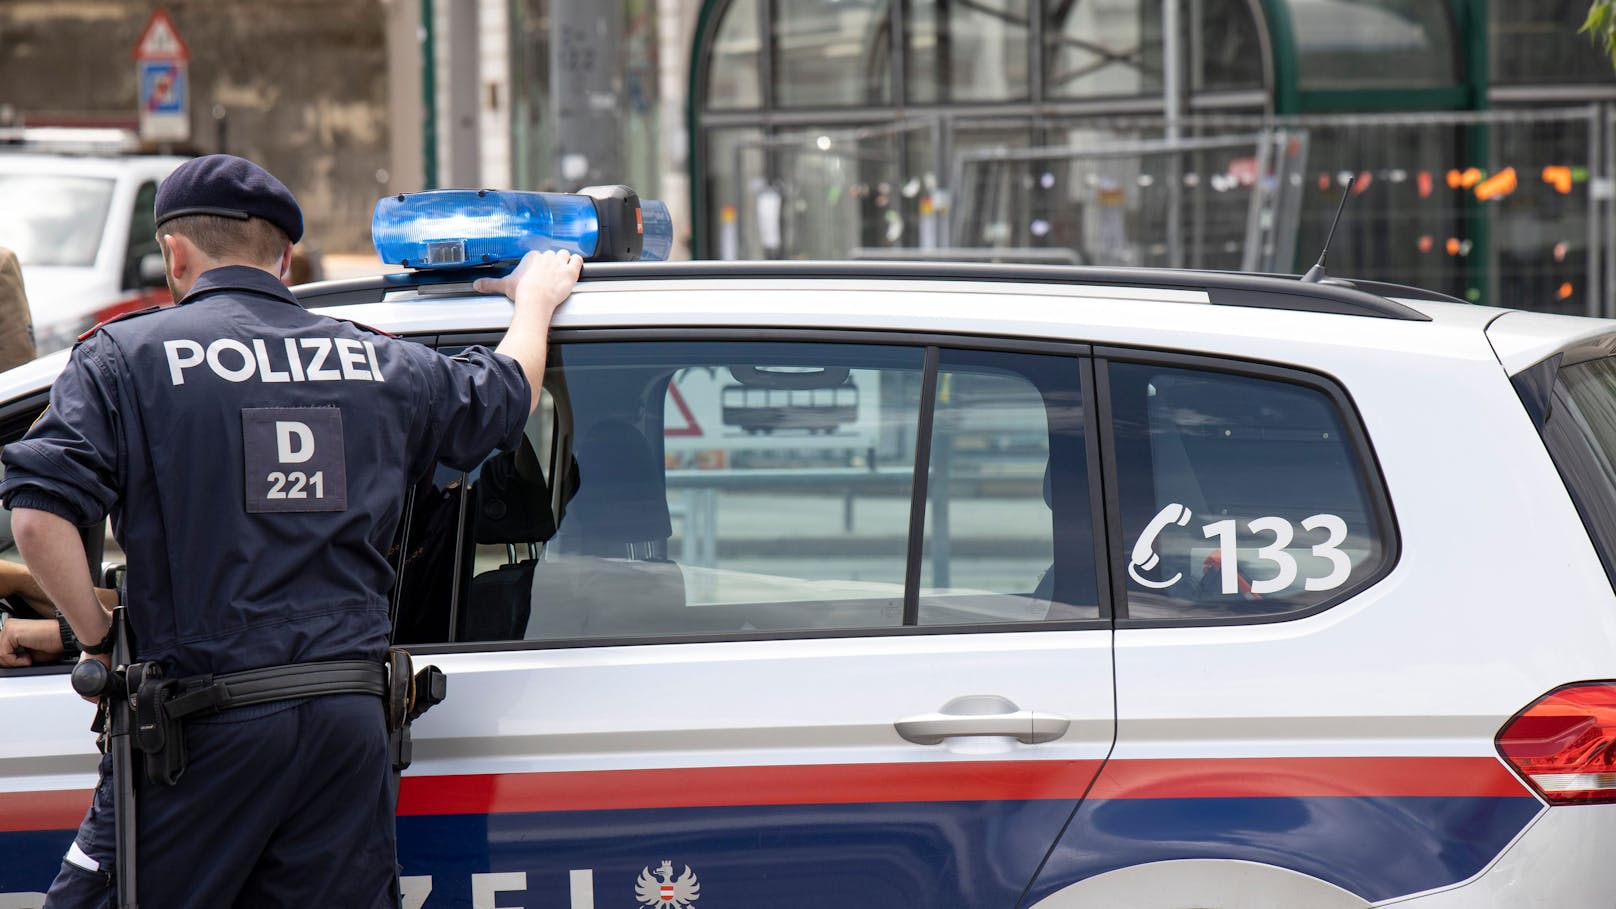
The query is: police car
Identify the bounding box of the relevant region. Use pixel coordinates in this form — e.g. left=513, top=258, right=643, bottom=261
left=2, top=188, right=1615, bottom=908
left=0, top=131, right=186, bottom=352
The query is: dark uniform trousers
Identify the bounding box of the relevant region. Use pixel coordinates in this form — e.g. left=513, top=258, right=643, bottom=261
left=44, top=695, right=396, bottom=908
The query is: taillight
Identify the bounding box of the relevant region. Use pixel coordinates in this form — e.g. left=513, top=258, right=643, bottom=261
left=1497, top=682, right=1616, bottom=805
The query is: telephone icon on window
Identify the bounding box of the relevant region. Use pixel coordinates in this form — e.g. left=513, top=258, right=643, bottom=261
left=1128, top=503, right=1193, bottom=589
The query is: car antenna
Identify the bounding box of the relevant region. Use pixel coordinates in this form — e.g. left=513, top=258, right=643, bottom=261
left=1301, top=174, right=1356, bottom=283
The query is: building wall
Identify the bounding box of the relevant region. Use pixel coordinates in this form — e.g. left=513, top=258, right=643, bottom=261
left=0, top=0, right=390, bottom=252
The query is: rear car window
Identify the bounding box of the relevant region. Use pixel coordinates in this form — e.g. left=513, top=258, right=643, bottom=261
left=1528, top=354, right=1616, bottom=592
left=1107, top=358, right=1395, bottom=622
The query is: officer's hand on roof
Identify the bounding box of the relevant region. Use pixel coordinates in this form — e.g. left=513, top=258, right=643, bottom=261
left=472, top=249, right=582, bottom=317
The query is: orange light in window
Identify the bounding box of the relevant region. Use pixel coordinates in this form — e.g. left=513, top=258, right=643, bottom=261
left=1558, top=282, right=1575, bottom=301
left=1543, top=166, right=1574, bottom=194
left=1446, top=169, right=1464, bottom=189
left=1417, top=235, right=1434, bottom=253
left=1461, top=167, right=1484, bottom=189
left=1446, top=237, right=1462, bottom=256
left=1475, top=167, right=1518, bottom=201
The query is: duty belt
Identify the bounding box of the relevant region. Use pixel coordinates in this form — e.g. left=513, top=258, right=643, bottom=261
left=158, top=660, right=387, bottom=720
left=126, top=653, right=443, bottom=786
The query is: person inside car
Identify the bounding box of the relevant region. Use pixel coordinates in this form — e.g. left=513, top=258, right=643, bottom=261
left=0, top=560, right=117, bottom=667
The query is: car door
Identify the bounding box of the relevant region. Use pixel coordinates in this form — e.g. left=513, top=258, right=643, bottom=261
left=390, top=331, right=1116, bottom=909
left=1019, top=350, right=1539, bottom=906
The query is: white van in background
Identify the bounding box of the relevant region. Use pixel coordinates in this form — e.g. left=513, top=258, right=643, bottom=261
left=0, top=130, right=185, bottom=352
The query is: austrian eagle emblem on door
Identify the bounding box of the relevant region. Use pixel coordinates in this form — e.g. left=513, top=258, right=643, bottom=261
left=635, top=860, right=700, bottom=908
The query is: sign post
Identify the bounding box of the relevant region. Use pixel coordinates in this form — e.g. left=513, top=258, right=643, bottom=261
left=134, top=8, right=190, bottom=145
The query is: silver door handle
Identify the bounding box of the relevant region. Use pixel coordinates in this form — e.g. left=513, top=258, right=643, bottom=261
left=895, top=694, right=1070, bottom=745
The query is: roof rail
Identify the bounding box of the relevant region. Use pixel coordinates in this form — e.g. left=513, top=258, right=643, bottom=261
left=294, top=260, right=1436, bottom=322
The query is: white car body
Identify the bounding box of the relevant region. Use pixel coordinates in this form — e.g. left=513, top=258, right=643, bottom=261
left=0, top=262, right=1614, bottom=908
left=0, top=152, right=186, bottom=352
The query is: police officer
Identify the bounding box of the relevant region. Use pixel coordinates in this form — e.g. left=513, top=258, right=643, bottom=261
left=0, top=154, right=581, bottom=907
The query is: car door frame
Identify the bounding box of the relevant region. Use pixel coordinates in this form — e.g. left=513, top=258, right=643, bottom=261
left=386, top=325, right=1121, bottom=909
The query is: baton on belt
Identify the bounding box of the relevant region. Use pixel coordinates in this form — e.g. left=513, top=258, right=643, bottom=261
left=70, top=604, right=139, bottom=909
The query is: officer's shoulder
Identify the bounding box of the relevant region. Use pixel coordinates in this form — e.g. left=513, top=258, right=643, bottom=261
left=75, top=306, right=169, bottom=345
left=329, top=315, right=399, bottom=341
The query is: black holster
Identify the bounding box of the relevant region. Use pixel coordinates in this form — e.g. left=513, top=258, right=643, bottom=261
left=386, top=647, right=447, bottom=773
left=130, top=663, right=186, bottom=786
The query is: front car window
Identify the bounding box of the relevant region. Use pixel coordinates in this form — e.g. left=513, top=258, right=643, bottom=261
left=395, top=337, right=1103, bottom=646
left=1108, top=360, right=1392, bottom=621
left=0, top=175, right=115, bottom=267
left=535, top=340, right=923, bottom=638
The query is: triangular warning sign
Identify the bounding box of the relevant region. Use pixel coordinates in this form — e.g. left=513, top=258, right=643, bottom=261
left=664, top=383, right=703, bottom=438
left=134, top=9, right=189, bottom=61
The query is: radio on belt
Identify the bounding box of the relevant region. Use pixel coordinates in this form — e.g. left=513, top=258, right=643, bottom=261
left=371, top=184, right=674, bottom=268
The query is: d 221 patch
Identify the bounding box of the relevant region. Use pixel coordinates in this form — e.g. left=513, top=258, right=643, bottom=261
left=242, top=407, right=348, bottom=513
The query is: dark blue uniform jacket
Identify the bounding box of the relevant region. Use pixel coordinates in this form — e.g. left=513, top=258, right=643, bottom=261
left=0, top=266, right=528, bottom=677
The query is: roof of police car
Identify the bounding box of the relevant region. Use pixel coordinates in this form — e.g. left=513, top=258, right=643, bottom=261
left=293, top=260, right=1522, bottom=356
left=0, top=261, right=1598, bottom=402
left=297, top=260, right=1460, bottom=318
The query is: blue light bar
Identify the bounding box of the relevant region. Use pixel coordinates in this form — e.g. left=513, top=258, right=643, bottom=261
left=372, top=187, right=674, bottom=268
left=640, top=200, right=673, bottom=262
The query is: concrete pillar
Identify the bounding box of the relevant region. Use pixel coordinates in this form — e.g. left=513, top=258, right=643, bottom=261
left=657, top=0, right=698, bottom=258
left=551, top=2, right=623, bottom=189
left=478, top=0, right=512, bottom=189
left=436, top=0, right=480, bottom=187
left=382, top=0, right=424, bottom=195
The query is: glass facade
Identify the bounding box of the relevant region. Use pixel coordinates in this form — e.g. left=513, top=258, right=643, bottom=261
left=1288, top=0, right=1459, bottom=89
left=772, top=0, right=893, bottom=107
left=692, top=0, right=1616, bottom=313
left=1044, top=0, right=1163, bottom=99
left=908, top=0, right=1030, bottom=102
left=1491, top=0, right=1614, bottom=85
left=510, top=0, right=662, bottom=195
left=1194, top=0, right=1265, bottom=90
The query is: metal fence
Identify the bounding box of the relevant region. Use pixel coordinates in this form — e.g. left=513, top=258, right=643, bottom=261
left=722, top=105, right=1615, bottom=316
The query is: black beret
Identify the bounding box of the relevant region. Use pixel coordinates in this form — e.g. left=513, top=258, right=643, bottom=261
left=154, top=154, right=303, bottom=244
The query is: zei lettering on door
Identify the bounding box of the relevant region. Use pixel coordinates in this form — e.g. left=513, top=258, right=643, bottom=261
left=241, top=407, right=348, bottom=513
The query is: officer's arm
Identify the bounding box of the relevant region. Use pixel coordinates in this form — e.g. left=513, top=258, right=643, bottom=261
left=11, top=508, right=110, bottom=657
left=473, top=249, right=583, bottom=414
